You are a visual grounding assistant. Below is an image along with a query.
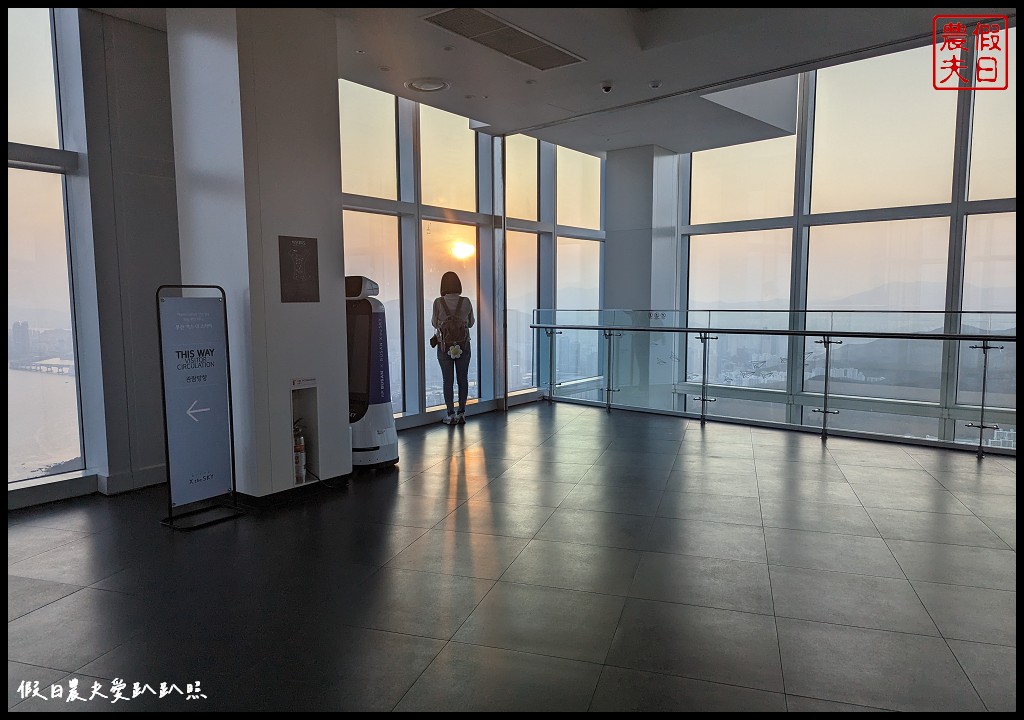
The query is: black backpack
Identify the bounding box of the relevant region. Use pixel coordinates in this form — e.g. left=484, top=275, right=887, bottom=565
left=438, top=297, right=469, bottom=353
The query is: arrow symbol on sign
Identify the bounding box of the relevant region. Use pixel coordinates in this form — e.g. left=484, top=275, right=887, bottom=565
left=186, top=400, right=211, bottom=422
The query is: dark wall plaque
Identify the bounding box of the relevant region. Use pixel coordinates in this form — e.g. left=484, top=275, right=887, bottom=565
left=279, top=236, right=320, bottom=303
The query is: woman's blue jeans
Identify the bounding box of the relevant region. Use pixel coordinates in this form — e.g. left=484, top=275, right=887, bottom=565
left=436, top=342, right=471, bottom=414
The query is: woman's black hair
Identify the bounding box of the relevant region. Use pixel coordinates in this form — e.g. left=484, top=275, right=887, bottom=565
left=440, top=271, right=462, bottom=295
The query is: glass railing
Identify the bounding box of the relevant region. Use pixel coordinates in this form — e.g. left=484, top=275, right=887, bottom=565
left=532, top=309, right=1017, bottom=455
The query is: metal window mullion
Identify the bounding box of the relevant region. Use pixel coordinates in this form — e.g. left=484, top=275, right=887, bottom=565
left=788, top=70, right=815, bottom=426
left=397, top=97, right=424, bottom=416
left=939, top=26, right=978, bottom=442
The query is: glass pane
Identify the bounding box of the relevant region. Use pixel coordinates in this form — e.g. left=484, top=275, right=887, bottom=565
left=8, top=7, right=60, bottom=148
left=8, top=168, right=83, bottom=481
left=957, top=213, right=1016, bottom=409
left=420, top=104, right=476, bottom=212
left=955, top=420, right=1016, bottom=451
left=690, top=136, right=796, bottom=224
left=811, top=45, right=958, bottom=213
left=687, top=394, right=788, bottom=423
left=506, top=231, right=538, bottom=392
left=556, top=146, right=601, bottom=230
left=342, top=210, right=403, bottom=412
left=422, top=221, right=479, bottom=409
left=556, top=237, right=601, bottom=383
left=805, top=219, right=950, bottom=403
left=688, top=229, right=792, bottom=310
left=505, top=134, right=538, bottom=221
left=962, top=213, right=1016, bottom=312
left=802, top=406, right=940, bottom=442
left=338, top=80, right=397, bottom=200
left=807, top=219, right=949, bottom=313
left=969, top=27, right=1016, bottom=201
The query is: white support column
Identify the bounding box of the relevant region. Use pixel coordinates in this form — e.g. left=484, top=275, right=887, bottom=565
left=166, top=8, right=351, bottom=497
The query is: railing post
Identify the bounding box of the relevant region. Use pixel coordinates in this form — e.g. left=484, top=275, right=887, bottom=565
left=812, top=335, right=842, bottom=441
left=691, top=331, right=717, bottom=424
left=545, top=328, right=561, bottom=402
left=603, top=329, right=621, bottom=412
left=965, top=340, right=1004, bottom=459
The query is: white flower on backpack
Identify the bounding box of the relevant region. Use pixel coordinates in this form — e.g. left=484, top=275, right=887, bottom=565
left=447, top=344, right=463, bottom=359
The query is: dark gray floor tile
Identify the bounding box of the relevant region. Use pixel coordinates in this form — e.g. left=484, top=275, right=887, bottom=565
left=911, top=581, right=1016, bottom=646
left=980, top=516, right=1016, bottom=550
left=755, top=460, right=846, bottom=484
left=838, top=465, right=945, bottom=489
left=7, top=589, right=145, bottom=672
left=560, top=483, right=664, bottom=516
left=606, top=598, right=783, bottom=692
left=757, top=477, right=863, bottom=506
left=764, top=528, right=903, bottom=578
left=577, top=465, right=670, bottom=491
left=675, top=442, right=755, bottom=459
left=595, top=450, right=677, bottom=471
left=753, top=444, right=836, bottom=465
left=8, top=663, right=67, bottom=710
left=7, top=532, right=140, bottom=591
left=826, top=447, right=922, bottom=471
left=420, top=455, right=519, bottom=479
left=657, top=491, right=762, bottom=526
left=887, top=539, right=1016, bottom=591
left=470, top=478, right=576, bottom=508
left=385, top=529, right=530, bottom=579
left=629, top=551, right=773, bottom=614
left=949, top=491, right=1016, bottom=519
left=338, top=567, right=494, bottom=640
left=759, top=499, right=879, bottom=537
left=590, top=666, right=787, bottom=711
left=500, top=539, right=641, bottom=595
left=237, top=625, right=446, bottom=711
left=538, top=435, right=613, bottom=450
left=947, top=640, right=1016, bottom=712
left=8, top=576, right=83, bottom=622
left=930, top=471, right=1018, bottom=496
left=520, top=446, right=604, bottom=465
left=342, top=494, right=464, bottom=529
left=865, top=507, right=1010, bottom=548
left=437, top=500, right=555, bottom=538
left=673, top=456, right=757, bottom=476
left=452, top=581, right=624, bottom=663
left=499, top=460, right=593, bottom=483
left=770, top=565, right=938, bottom=635
left=6, top=496, right=119, bottom=534
left=645, top=516, right=767, bottom=563
left=393, top=642, right=601, bottom=712
left=776, top=617, right=985, bottom=712
left=536, top=508, right=654, bottom=550
left=785, top=695, right=892, bottom=711
left=849, top=485, right=971, bottom=514
left=7, top=525, right=88, bottom=566
left=396, top=472, right=491, bottom=500
left=908, top=452, right=1011, bottom=476
left=664, top=472, right=760, bottom=497
left=604, top=438, right=682, bottom=455
left=459, top=443, right=539, bottom=461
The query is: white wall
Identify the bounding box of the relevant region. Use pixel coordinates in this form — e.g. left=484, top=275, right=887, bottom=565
left=68, top=9, right=183, bottom=495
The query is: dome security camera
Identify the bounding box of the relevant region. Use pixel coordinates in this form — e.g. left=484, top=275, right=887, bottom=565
left=601, top=82, right=612, bottom=93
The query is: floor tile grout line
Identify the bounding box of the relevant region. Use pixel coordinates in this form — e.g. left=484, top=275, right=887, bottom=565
left=859, top=495, right=991, bottom=712
left=753, top=439, right=788, bottom=698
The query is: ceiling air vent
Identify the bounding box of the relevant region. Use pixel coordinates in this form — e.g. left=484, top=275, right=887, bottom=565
left=424, top=8, right=584, bottom=71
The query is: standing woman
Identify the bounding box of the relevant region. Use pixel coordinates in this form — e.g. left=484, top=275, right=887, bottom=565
left=431, top=271, right=475, bottom=424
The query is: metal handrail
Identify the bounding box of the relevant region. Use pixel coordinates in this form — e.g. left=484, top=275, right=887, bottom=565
left=530, top=324, right=1016, bottom=342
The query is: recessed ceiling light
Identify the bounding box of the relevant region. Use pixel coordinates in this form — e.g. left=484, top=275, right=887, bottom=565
left=405, top=77, right=450, bottom=92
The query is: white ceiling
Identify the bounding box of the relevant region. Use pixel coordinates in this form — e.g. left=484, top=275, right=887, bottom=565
left=91, top=7, right=1017, bottom=156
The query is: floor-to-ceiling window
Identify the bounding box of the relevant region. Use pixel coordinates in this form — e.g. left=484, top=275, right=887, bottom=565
left=8, top=8, right=85, bottom=483
left=682, top=31, right=1016, bottom=448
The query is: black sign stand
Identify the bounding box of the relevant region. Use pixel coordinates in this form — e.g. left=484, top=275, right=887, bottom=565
left=156, top=285, right=244, bottom=530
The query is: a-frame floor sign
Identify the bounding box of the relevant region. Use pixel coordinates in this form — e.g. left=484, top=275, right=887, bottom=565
left=156, top=285, right=244, bottom=530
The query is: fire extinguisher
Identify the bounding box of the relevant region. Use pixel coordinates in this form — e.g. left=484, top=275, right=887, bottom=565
left=293, top=419, right=306, bottom=484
